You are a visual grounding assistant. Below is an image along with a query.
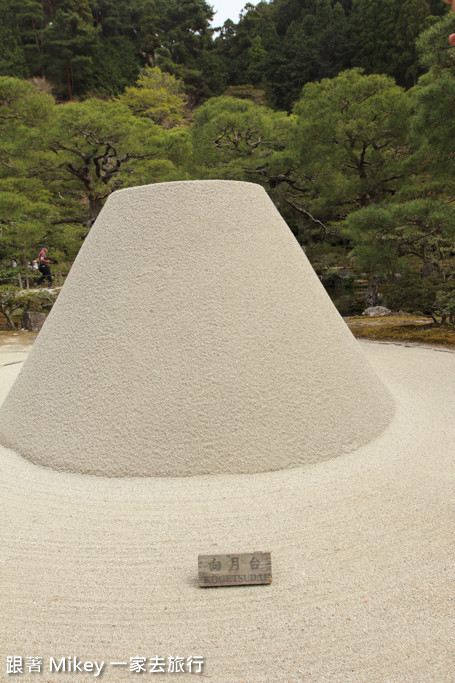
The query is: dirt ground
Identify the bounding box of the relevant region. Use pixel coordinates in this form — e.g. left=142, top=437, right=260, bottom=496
left=346, top=314, right=455, bottom=350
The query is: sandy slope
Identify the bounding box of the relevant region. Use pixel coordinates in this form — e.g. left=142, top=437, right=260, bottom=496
left=0, top=334, right=34, bottom=404
left=0, top=181, right=393, bottom=478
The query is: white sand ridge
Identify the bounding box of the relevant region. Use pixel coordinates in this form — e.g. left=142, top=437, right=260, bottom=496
left=0, top=180, right=393, bottom=477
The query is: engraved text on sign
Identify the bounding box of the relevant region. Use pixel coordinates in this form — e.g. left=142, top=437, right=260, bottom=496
left=198, top=552, right=272, bottom=587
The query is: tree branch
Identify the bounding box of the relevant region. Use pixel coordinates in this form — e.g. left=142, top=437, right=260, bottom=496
left=50, top=216, right=88, bottom=225
left=284, top=197, right=337, bottom=236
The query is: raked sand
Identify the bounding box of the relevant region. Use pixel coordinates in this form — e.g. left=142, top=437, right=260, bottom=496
left=1, top=340, right=454, bottom=682
left=0, top=181, right=453, bottom=682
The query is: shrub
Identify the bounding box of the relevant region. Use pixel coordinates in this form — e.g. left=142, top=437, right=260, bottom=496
left=0, top=287, right=57, bottom=329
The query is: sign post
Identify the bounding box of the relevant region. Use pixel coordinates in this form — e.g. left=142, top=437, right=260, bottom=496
left=198, top=552, right=272, bottom=587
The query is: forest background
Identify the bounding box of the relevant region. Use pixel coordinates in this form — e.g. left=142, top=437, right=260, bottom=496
left=1, top=0, right=455, bottom=326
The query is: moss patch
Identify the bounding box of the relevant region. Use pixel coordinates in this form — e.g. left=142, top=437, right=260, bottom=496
left=347, top=315, right=455, bottom=349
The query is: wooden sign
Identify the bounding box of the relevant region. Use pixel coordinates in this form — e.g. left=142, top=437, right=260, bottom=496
left=198, top=552, right=272, bottom=587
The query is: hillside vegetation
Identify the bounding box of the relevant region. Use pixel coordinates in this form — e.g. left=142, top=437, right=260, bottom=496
left=1, top=0, right=455, bottom=329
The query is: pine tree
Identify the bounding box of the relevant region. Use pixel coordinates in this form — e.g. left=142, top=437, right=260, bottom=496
left=40, top=9, right=99, bottom=99
left=119, top=66, right=186, bottom=127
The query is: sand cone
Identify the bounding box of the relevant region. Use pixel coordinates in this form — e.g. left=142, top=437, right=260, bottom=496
left=0, top=181, right=393, bottom=477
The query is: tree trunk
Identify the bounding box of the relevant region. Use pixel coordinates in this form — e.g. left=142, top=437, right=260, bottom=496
left=88, top=196, right=102, bottom=227
left=365, top=274, right=380, bottom=308
left=65, top=58, right=73, bottom=100
left=3, top=311, right=16, bottom=330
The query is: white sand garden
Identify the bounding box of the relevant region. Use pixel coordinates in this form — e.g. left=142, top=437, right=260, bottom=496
left=1, top=182, right=454, bottom=682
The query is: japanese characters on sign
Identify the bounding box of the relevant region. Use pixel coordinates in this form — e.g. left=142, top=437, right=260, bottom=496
left=198, top=551, right=272, bottom=587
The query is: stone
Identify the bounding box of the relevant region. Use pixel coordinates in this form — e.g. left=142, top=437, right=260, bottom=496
left=362, top=306, right=392, bottom=317
left=21, top=312, right=46, bottom=331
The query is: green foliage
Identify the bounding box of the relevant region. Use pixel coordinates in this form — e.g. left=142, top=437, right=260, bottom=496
left=0, top=76, right=54, bottom=143
left=245, top=35, right=268, bottom=85
left=411, top=73, right=455, bottom=172
left=149, top=0, right=219, bottom=104
left=392, top=0, right=434, bottom=86
left=85, top=36, right=140, bottom=95
left=350, top=0, right=400, bottom=76
left=17, top=288, right=58, bottom=311
left=0, top=0, right=218, bottom=101
left=415, top=12, right=455, bottom=73
left=8, top=0, right=44, bottom=78
left=39, top=98, right=185, bottom=226
left=0, top=0, right=28, bottom=78
left=191, top=95, right=290, bottom=180
left=0, top=78, right=56, bottom=264
left=266, top=1, right=352, bottom=109
left=385, top=275, right=455, bottom=325
left=410, top=14, right=455, bottom=191
left=0, top=179, right=54, bottom=263
left=1, top=3, right=455, bottom=328
left=153, top=0, right=214, bottom=65
left=433, top=288, right=455, bottom=325
left=119, top=66, right=186, bottom=127
left=138, top=0, right=160, bottom=65
left=292, top=69, right=411, bottom=220
left=92, top=0, right=144, bottom=38
left=191, top=69, right=415, bottom=251
left=211, top=0, right=445, bottom=110
left=0, top=82, right=189, bottom=264
left=223, top=84, right=267, bottom=105
left=0, top=77, right=54, bottom=195
left=343, top=199, right=455, bottom=274
left=0, top=0, right=446, bottom=106
left=215, top=0, right=279, bottom=94
left=40, top=9, right=100, bottom=99
left=0, top=286, right=57, bottom=328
